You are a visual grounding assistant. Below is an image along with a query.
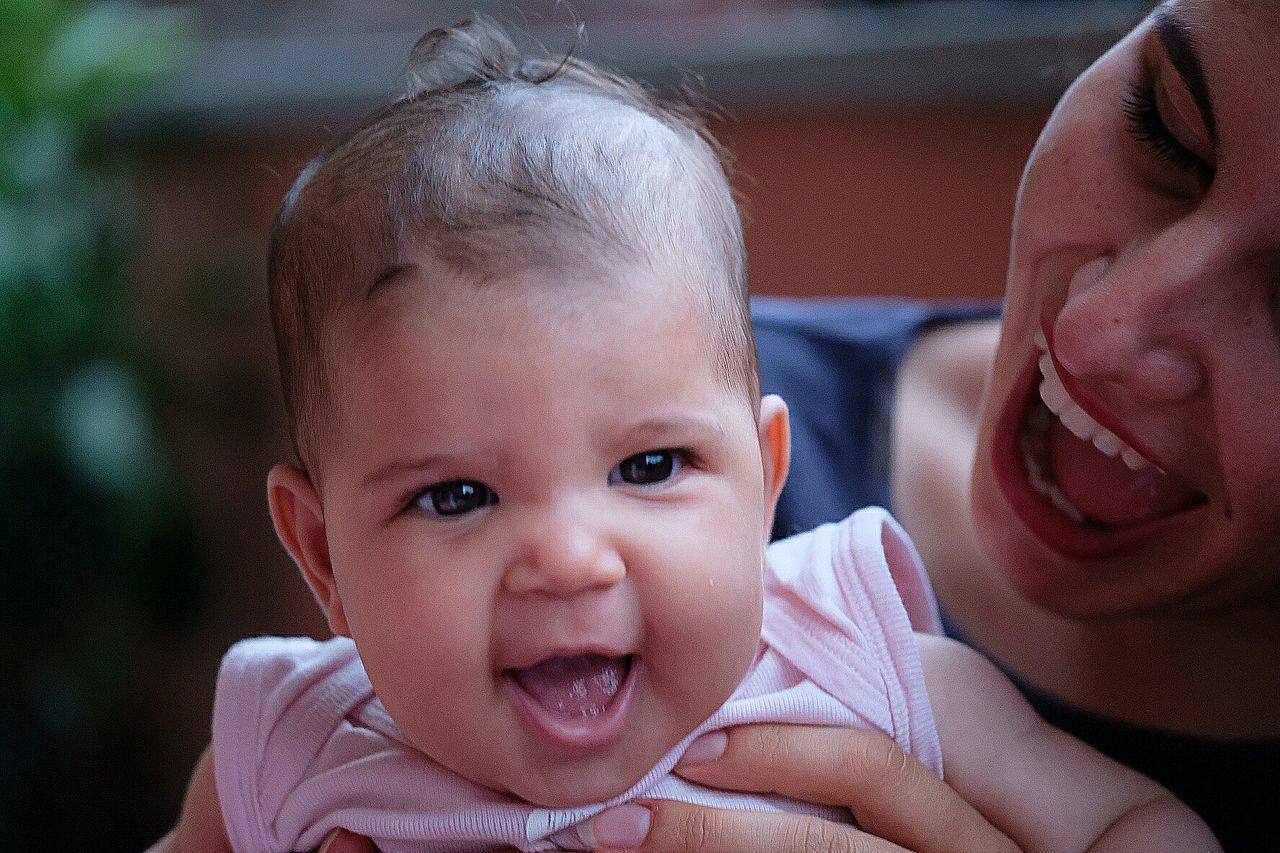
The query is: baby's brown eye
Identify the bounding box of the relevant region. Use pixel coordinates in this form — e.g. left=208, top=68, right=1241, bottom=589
left=611, top=450, right=681, bottom=486
left=419, top=480, right=497, bottom=516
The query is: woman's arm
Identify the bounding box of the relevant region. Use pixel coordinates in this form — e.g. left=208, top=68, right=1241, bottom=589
left=145, top=744, right=232, bottom=853
left=915, top=633, right=1220, bottom=852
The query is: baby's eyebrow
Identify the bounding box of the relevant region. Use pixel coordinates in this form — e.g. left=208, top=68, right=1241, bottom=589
left=1153, top=5, right=1217, bottom=146
left=366, top=262, right=418, bottom=298
left=615, top=413, right=727, bottom=444
left=361, top=452, right=447, bottom=491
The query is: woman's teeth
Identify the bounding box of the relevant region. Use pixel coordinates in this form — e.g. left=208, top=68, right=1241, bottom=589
left=1034, top=331, right=1155, bottom=473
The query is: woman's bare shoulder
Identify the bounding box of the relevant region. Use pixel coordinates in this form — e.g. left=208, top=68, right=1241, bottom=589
left=899, top=317, right=1001, bottom=421
left=890, top=317, right=999, bottom=615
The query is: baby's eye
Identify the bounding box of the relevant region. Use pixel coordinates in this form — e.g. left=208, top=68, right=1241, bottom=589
left=417, top=480, right=497, bottom=516
left=610, top=450, right=684, bottom=486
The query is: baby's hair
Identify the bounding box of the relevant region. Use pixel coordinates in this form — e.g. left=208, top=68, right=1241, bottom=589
left=269, top=16, right=757, bottom=475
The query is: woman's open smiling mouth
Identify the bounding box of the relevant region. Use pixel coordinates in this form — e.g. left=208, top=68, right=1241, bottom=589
left=993, top=326, right=1207, bottom=559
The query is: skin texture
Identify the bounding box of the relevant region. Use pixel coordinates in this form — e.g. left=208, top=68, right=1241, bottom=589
left=271, top=262, right=790, bottom=808
left=969, top=0, right=1280, bottom=618
left=899, top=0, right=1280, bottom=740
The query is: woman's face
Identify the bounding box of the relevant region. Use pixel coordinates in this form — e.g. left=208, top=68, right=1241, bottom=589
left=972, top=0, right=1280, bottom=617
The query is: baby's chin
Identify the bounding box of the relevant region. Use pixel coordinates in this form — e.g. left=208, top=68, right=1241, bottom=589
left=493, top=708, right=697, bottom=808
left=510, top=776, right=633, bottom=810
left=496, top=722, right=686, bottom=804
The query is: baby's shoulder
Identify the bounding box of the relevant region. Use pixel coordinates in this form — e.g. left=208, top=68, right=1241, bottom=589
left=766, top=507, right=941, bottom=637
left=221, top=634, right=355, bottom=677
left=215, top=635, right=372, bottom=751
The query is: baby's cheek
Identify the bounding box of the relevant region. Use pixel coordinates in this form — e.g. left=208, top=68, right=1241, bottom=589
left=360, top=607, right=488, bottom=735
left=649, top=569, right=760, bottom=707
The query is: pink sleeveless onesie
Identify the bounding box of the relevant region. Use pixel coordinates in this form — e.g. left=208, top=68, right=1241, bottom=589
left=213, top=507, right=943, bottom=852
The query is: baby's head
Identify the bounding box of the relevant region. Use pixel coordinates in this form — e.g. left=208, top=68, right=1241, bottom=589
left=265, top=17, right=790, bottom=807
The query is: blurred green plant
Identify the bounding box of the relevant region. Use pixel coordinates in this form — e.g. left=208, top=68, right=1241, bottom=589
left=0, top=1, right=195, bottom=848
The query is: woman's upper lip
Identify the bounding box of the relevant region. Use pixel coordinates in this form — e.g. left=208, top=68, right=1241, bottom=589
left=1037, top=315, right=1170, bottom=473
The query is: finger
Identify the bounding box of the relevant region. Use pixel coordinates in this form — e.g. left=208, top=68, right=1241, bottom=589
left=588, top=799, right=910, bottom=853
left=674, top=725, right=1018, bottom=853
left=316, top=827, right=379, bottom=853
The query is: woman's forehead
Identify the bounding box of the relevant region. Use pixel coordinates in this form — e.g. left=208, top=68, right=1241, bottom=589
left=1170, top=0, right=1280, bottom=62
left=1154, top=1, right=1280, bottom=152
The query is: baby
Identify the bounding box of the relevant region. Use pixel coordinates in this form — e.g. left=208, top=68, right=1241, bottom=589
left=169, top=17, right=1214, bottom=853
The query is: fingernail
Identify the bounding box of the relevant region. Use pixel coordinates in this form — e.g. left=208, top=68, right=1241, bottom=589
left=585, top=803, right=651, bottom=849
left=679, top=730, right=727, bottom=766
left=317, top=829, right=339, bottom=853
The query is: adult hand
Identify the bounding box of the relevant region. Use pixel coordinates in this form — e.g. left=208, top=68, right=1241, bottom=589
left=316, top=828, right=378, bottom=853
left=586, top=724, right=1021, bottom=852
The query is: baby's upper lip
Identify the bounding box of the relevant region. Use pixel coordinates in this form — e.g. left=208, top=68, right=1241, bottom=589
left=499, top=643, right=635, bottom=672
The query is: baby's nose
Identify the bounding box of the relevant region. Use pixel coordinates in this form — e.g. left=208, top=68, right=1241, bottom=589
left=503, top=505, right=626, bottom=597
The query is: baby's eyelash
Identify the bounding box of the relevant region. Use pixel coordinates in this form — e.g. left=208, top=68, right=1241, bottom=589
left=1122, top=83, right=1214, bottom=184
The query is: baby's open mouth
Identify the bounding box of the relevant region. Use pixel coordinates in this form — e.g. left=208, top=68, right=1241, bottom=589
left=508, top=653, right=632, bottom=720
left=505, top=651, right=639, bottom=750
left=1021, top=330, right=1206, bottom=528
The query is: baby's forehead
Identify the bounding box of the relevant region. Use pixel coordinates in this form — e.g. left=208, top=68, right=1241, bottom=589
left=326, top=259, right=726, bottom=417
left=355, top=251, right=711, bottom=329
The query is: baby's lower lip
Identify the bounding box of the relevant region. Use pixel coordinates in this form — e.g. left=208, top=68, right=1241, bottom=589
left=504, top=654, right=640, bottom=751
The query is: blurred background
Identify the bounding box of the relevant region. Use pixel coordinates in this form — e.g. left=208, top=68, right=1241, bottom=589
left=0, top=0, right=1145, bottom=847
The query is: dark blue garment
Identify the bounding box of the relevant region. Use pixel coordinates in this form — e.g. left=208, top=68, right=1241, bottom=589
left=751, top=296, right=1278, bottom=851
left=752, top=296, right=998, bottom=539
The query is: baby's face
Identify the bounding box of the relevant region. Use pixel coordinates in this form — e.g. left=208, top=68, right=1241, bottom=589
left=297, top=264, right=783, bottom=806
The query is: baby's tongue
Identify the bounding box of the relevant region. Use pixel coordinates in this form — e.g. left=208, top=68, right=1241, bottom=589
left=1049, top=419, right=1199, bottom=526
left=511, top=654, right=626, bottom=719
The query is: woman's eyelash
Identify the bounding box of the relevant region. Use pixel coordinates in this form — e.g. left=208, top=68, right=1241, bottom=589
left=1121, top=83, right=1213, bottom=183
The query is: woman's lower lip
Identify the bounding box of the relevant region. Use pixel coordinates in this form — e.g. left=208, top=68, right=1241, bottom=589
left=505, top=657, right=640, bottom=752
left=992, top=350, right=1202, bottom=560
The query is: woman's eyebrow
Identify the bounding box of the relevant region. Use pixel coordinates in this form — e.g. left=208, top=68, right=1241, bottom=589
left=1153, top=5, right=1217, bottom=145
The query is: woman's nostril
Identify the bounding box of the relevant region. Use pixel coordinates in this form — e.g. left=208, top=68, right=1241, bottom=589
left=1133, top=347, right=1205, bottom=402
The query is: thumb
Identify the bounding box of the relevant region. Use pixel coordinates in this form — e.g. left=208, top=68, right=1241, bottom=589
left=317, top=827, right=379, bottom=853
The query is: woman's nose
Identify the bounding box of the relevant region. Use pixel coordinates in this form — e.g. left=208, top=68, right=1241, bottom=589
left=502, top=502, right=626, bottom=598
left=1051, top=250, right=1207, bottom=404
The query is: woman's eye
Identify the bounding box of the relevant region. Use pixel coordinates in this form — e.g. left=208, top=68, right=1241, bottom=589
left=417, top=480, right=497, bottom=516
left=611, top=449, right=683, bottom=486
left=1122, top=83, right=1214, bottom=186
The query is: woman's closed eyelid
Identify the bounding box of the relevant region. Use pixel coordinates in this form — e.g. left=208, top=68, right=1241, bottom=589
left=1122, top=81, right=1213, bottom=188
left=1151, top=7, right=1217, bottom=145
left=1155, top=62, right=1214, bottom=164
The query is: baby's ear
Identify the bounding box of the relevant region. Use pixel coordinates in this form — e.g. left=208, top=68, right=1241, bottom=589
left=266, top=464, right=351, bottom=637
left=757, top=394, right=791, bottom=534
